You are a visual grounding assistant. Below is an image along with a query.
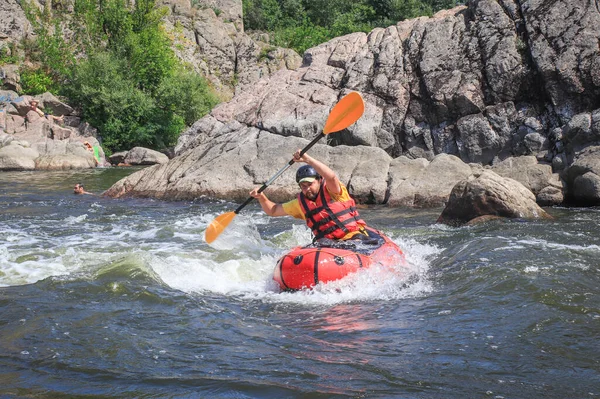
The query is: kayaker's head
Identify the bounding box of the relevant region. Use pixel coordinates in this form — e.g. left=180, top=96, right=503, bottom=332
left=296, top=165, right=321, bottom=201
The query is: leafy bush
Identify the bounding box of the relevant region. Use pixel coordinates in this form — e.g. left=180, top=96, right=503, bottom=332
left=124, top=27, right=177, bottom=94
left=154, top=67, right=220, bottom=127
left=20, top=0, right=219, bottom=153
left=243, top=0, right=459, bottom=54
left=0, top=44, right=19, bottom=65
left=330, top=3, right=375, bottom=37
left=21, top=1, right=74, bottom=81
left=270, top=23, right=331, bottom=55
left=67, top=50, right=218, bottom=152
left=66, top=51, right=154, bottom=150
left=20, top=68, right=57, bottom=95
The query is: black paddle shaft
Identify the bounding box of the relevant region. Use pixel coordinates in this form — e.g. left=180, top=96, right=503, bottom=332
left=234, top=132, right=325, bottom=214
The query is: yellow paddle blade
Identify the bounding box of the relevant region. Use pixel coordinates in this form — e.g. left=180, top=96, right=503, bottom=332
left=205, top=211, right=236, bottom=244
left=323, top=92, right=365, bottom=134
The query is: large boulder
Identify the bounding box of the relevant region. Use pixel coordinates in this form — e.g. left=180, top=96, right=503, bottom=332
left=437, top=170, right=552, bottom=226
left=123, top=147, right=170, bottom=165
left=387, top=154, right=473, bottom=207
left=105, top=131, right=396, bottom=202
left=563, top=145, right=600, bottom=205
left=0, top=92, right=109, bottom=169
left=37, top=92, right=75, bottom=117
left=32, top=140, right=98, bottom=170
left=0, top=142, right=39, bottom=170
left=490, top=156, right=565, bottom=205
left=0, top=0, right=32, bottom=43
left=104, top=129, right=478, bottom=209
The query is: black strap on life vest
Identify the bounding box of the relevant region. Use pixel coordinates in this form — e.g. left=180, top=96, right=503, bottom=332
left=299, top=186, right=363, bottom=241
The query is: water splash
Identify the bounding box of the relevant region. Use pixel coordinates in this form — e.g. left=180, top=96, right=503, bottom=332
left=1, top=202, right=438, bottom=304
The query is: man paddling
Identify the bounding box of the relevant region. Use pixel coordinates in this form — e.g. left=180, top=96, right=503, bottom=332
left=204, top=92, right=366, bottom=245
left=250, top=149, right=370, bottom=242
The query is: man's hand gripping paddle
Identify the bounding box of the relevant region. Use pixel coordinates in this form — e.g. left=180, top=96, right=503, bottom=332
left=205, top=92, right=365, bottom=244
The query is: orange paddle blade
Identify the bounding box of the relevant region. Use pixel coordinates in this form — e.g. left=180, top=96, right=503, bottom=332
left=205, top=211, right=236, bottom=244
left=323, top=92, right=365, bottom=134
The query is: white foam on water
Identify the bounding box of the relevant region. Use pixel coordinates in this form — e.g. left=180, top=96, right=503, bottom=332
left=169, top=217, right=441, bottom=305
left=64, top=214, right=88, bottom=224
left=0, top=245, right=71, bottom=287
left=1, top=206, right=439, bottom=306
left=151, top=253, right=279, bottom=295
left=0, top=211, right=162, bottom=286
left=516, top=238, right=600, bottom=253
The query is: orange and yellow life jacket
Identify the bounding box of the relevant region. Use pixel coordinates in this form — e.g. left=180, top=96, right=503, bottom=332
left=297, top=181, right=366, bottom=240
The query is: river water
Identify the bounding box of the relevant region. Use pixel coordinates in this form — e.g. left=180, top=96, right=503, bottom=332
left=0, top=168, right=598, bottom=398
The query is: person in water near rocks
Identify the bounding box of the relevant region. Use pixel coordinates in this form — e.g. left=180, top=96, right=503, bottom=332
left=250, top=150, right=373, bottom=242
left=73, top=183, right=94, bottom=195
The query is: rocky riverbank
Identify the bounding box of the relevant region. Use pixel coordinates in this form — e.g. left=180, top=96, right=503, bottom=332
left=0, top=91, right=107, bottom=170
left=3, top=0, right=600, bottom=220
left=104, top=0, right=600, bottom=215
left=0, top=91, right=173, bottom=170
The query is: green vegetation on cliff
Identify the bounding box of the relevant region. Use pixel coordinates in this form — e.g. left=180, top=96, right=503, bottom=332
left=243, top=0, right=460, bottom=54
left=14, top=0, right=460, bottom=152
left=19, top=0, right=219, bottom=153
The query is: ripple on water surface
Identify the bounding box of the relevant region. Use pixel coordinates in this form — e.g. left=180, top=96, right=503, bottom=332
left=2, top=171, right=600, bottom=398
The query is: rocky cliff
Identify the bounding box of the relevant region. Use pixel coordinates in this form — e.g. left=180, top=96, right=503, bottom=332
left=104, top=0, right=600, bottom=207
left=0, top=0, right=302, bottom=169
left=0, top=0, right=301, bottom=99
left=3, top=0, right=600, bottom=206
left=158, top=0, right=302, bottom=99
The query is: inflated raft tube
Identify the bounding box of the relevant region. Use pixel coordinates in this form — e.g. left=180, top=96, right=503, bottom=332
left=274, top=229, right=405, bottom=291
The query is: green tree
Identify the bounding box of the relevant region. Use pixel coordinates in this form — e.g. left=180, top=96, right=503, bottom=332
left=101, top=0, right=133, bottom=45
left=126, top=27, right=177, bottom=93
left=154, top=67, right=220, bottom=127
left=302, top=0, right=347, bottom=27
left=72, top=0, right=107, bottom=51
left=242, top=0, right=458, bottom=55
left=330, top=3, right=375, bottom=37
left=270, top=21, right=331, bottom=55
left=67, top=51, right=157, bottom=151
left=27, top=0, right=220, bottom=153
left=389, top=0, right=433, bottom=21
left=243, top=0, right=283, bottom=30
left=368, top=0, right=393, bottom=20
left=279, top=0, right=307, bottom=26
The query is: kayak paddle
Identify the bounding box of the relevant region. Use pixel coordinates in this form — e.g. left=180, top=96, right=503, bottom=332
left=205, top=91, right=365, bottom=244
